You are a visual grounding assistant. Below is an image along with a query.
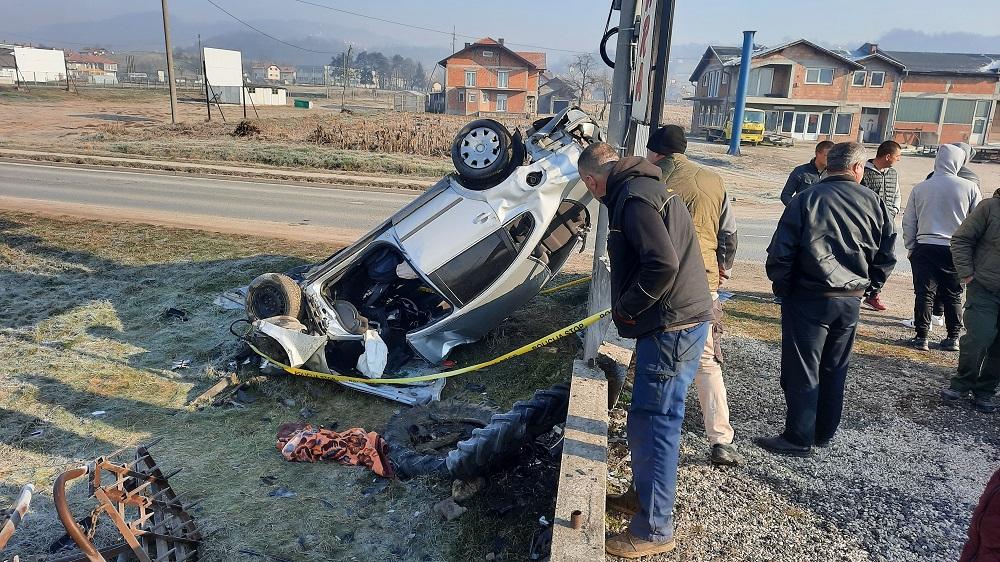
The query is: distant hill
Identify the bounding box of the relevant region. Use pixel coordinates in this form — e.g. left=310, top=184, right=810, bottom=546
left=876, top=29, right=1000, bottom=54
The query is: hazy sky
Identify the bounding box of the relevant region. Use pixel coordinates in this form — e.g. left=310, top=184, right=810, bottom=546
left=4, top=0, right=1000, bottom=53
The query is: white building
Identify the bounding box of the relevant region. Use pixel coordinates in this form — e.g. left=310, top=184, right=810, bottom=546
left=245, top=85, right=286, bottom=106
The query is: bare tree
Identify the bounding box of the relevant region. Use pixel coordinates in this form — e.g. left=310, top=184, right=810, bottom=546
left=595, top=70, right=612, bottom=121
left=566, top=53, right=598, bottom=106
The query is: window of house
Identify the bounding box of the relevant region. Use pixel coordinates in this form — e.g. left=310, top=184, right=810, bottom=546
left=468, top=93, right=477, bottom=102
left=247, top=87, right=256, bottom=93
left=482, top=50, right=494, bottom=58
left=272, top=88, right=279, bottom=94
left=458, top=91, right=465, bottom=102
left=852, top=71, right=867, bottom=87
left=496, top=93, right=508, bottom=112
left=465, top=70, right=476, bottom=87
left=707, top=70, right=721, bottom=97
left=747, top=67, right=773, bottom=96
left=498, top=70, right=509, bottom=88
left=805, top=68, right=834, bottom=85
left=869, top=71, right=885, bottom=88
left=835, top=113, right=853, bottom=135
left=721, top=71, right=728, bottom=84
left=482, top=92, right=489, bottom=103
left=896, top=98, right=942, bottom=123
left=782, top=111, right=794, bottom=132
left=944, top=99, right=978, bottom=124
left=820, top=113, right=833, bottom=134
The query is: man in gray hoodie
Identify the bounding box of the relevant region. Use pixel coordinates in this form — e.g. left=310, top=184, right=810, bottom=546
left=902, top=144, right=983, bottom=351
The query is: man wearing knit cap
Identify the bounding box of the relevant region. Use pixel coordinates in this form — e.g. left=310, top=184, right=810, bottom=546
left=644, top=124, right=740, bottom=467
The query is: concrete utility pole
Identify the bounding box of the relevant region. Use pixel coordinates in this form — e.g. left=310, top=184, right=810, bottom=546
left=583, top=0, right=638, bottom=363
left=727, top=30, right=756, bottom=156
left=341, top=45, right=352, bottom=111
left=161, top=0, right=179, bottom=124
left=648, top=0, right=677, bottom=129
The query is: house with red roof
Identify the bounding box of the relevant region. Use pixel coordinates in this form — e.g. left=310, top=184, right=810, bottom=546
left=64, top=50, right=118, bottom=79
left=437, top=37, right=545, bottom=116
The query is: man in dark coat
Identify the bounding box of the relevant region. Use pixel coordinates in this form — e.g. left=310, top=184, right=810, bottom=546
left=779, top=140, right=834, bottom=205
left=577, top=142, right=713, bottom=558
left=760, top=142, right=897, bottom=455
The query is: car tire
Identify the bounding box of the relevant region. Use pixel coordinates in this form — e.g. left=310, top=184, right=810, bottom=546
left=446, top=384, right=570, bottom=480
left=246, top=273, right=303, bottom=322
left=385, top=401, right=497, bottom=479
left=451, top=119, right=515, bottom=190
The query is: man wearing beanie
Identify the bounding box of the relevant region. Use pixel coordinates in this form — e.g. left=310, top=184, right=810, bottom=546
left=644, top=124, right=740, bottom=467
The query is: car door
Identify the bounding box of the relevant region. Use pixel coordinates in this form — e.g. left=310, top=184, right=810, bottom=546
left=393, top=182, right=500, bottom=278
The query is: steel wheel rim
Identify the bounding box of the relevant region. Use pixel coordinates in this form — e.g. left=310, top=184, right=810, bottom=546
left=460, top=127, right=501, bottom=169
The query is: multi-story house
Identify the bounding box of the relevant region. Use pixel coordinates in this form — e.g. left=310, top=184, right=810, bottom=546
left=437, top=37, right=544, bottom=116
left=688, top=40, right=1000, bottom=146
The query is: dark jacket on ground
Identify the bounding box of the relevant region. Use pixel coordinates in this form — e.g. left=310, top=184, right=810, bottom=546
left=603, top=156, right=713, bottom=338
left=959, top=467, right=1000, bottom=562
left=952, top=189, right=1000, bottom=294
left=766, top=174, right=897, bottom=297
left=780, top=159, right=823, bottom=206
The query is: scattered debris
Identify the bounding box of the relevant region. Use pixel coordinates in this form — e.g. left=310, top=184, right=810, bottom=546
left=298, top=407, right=314, bottom=419
left=451, top=477, right=486, bottom=503
left=282, top=398, right=296, bottom=407
left=268, top=487, right=297, bottom=498
left=538, top=515, right=549, bottom=526
left=529, top=526, right=553, bottom=561
left=432, top=497, right=467, bottom=521
left=89, top=410, right=107, bottom=417
left=232, top=119, right=262, bottom=137
left=162, top=307, right=190, bottom=322
left=362, top=480, right=390, bottom=497
left=171, top=358, right=192, bottom=370
left=464, top=383, right=487, bottom=393
left=276, top=422, right=395, bottom=478
left=259, top=475, right=278, bottom=486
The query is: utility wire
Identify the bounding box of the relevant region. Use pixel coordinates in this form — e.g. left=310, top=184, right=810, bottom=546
left=205, top=0, right=340, bottom=54
left=290, top=0, right=588, bottom=54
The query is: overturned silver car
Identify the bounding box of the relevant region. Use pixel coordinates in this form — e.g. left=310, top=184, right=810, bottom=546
left=246, top=108, right=602, bottom=404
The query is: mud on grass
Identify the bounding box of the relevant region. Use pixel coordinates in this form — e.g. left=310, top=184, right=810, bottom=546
left=0, top=212, right=583, bottom=561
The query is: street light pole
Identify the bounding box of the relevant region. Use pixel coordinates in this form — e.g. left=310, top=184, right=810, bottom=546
left=582, top=0, right=638, bottom=363
left=161, top=0, right=179, bottom=124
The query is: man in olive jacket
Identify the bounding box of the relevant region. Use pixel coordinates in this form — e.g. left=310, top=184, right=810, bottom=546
left=945, top=188, right=1000, bottom=413
left=577, top=142, right=713, bottom=558
left=645, top=124, right=739, bottom=466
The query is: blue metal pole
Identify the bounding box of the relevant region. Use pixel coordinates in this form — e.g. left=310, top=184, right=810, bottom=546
left=728, top=30, right=756, bottom=156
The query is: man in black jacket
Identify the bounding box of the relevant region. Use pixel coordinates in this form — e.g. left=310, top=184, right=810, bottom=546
left=780, top=140, right=834, bottom=205
left=577, top=142, right=713, bottom=558
left=760, top=142, right=896, bottom=456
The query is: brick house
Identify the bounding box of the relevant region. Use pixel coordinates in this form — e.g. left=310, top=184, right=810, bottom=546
left=64, top=50, right=118, bottom=78
left=437, top=37, right=544, bottom=116
left=688, top=39, right=1000, bottom=146
left=877, top=47, right=1000, bottom=146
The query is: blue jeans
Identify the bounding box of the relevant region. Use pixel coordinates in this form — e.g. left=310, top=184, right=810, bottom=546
left=627, top=322, right=710, bottom=542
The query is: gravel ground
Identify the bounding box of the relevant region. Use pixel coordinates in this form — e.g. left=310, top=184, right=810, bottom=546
left=607, top=301, right=999, bottom=561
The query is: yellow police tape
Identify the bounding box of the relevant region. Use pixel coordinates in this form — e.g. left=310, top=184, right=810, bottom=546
left=538, top=275, right=592, bottom=295
left=245, top=307, right=611, bottom=385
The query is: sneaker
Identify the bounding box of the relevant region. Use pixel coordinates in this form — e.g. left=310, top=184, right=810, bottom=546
left=754, top=435, right=811, bottom=457
left=862, top=293, right=887, bottom=311
left=910, top=336, right=930, bottom=351
left=973, top=396, right=997, bottom=413
left=940, top=388, right=966, bottom=402
left=940, top=337, right=960, bottom=352
left=605, top=486, right=640, bottom=517
left=605, top=530, right=676, bottom=558
left=710, top=443, right=741, bottom=466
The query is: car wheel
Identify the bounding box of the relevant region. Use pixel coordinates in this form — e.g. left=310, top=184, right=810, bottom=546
left=246, top=273, right=303, bottom=322
left=385, top=402, right=497, bottom=479
left=451, top=119, right=514, bottom=189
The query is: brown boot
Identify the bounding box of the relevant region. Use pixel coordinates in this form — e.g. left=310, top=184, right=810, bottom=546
left=605, top=530, right=676, bottom=558
left=605, top=485, right=640, bottom=517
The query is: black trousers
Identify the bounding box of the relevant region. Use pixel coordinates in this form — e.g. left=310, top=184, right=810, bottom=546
left=909, top=243, right=964, bottom=338
left=780, top=295, right=860, bottom=447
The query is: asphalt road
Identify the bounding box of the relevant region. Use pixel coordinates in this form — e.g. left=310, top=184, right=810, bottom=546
left=0, top=161, right=909, bottom=273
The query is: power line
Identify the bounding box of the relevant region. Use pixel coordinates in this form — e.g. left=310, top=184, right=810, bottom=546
left=289, top=0, right=588, bottom=55
left=205, top=0, right=339, bottom=54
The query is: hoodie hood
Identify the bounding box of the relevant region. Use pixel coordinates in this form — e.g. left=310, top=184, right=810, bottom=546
left=606, top=156, right=662, bottom=196
left=952, top=142, right=977, bottom=163
left=933, top=144, right=966, bottom=176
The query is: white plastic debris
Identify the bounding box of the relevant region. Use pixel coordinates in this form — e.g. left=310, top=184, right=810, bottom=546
left=355, top=330, right=389, bottom=378
left=90, top=410, right=107, bottom=417
left=395, top=261, right=419, bottom=280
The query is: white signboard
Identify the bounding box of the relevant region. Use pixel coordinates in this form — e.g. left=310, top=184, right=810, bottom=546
left=13, top=46, right=65, bottom=83
left=203, top=47, right=243, bottom=87
left=630, top=0, right=659, bottom=122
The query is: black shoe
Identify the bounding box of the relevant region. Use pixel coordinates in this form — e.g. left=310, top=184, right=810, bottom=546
left=940, top=337, right=960, bottom=352
left=940, top=388, right=966, bottom=402
left=711, top=443, right=741, bottom=466
left=814, top=438, right=833, bottom=448
left=754, top=435, right=811, bottom=457
left=973, top=396, right=997, bottom=413
left=910, top=336, right=930, bottom=351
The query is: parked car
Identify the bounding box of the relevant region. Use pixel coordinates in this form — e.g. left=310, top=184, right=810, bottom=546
left=245, top=107, right=602, bottom=404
